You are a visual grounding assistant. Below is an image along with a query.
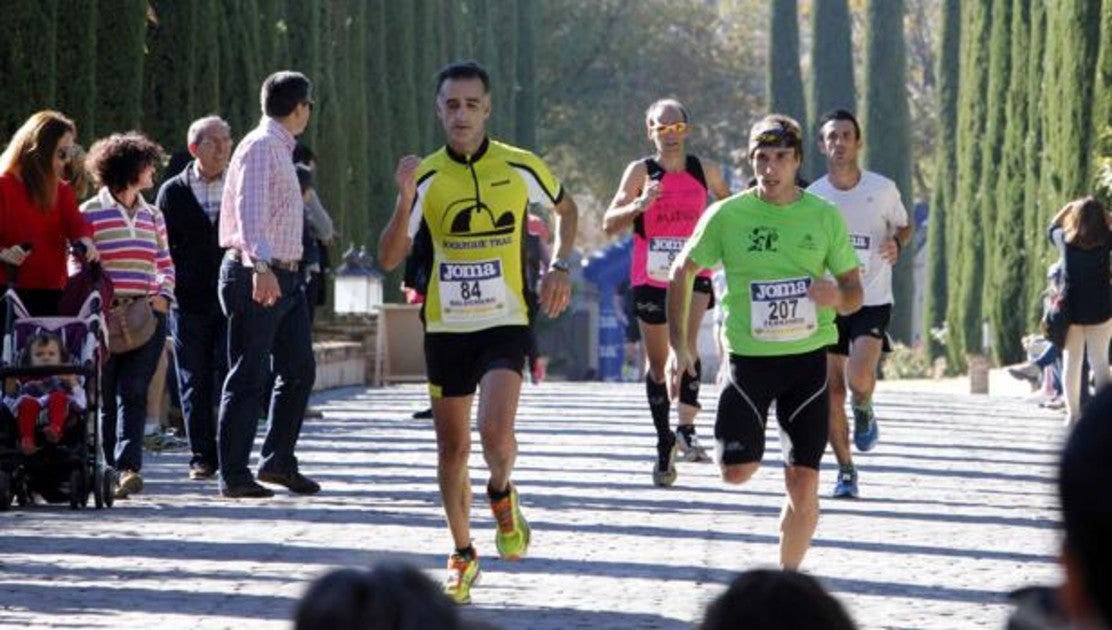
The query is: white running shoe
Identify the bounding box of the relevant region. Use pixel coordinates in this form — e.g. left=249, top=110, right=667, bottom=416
left=675, top=429, right=712, bottom=463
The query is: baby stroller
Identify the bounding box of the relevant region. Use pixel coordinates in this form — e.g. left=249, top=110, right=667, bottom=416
left=0, top=283, right=115, bottom=510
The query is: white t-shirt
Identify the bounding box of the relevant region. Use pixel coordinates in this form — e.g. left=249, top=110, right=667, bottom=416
left=807, top=171, right=909, bottom=306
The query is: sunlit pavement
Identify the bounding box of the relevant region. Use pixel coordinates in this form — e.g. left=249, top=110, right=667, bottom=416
left=0, top=376, right=1064, bottom=629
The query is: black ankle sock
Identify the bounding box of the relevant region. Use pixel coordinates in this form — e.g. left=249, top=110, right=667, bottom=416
left=455, top=544, right=475, bottom=559
left=487, top=483, right=511, bottom=502
left=677, top=424, right=695, bottom=438
left=645, top=375, right=671, bottom=442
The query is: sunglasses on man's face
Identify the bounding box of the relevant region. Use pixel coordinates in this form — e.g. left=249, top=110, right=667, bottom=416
left=650, top=122, right=689, bottom=135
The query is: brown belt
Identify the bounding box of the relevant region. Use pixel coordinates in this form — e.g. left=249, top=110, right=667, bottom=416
left=225, top=249, right=299, bottom=272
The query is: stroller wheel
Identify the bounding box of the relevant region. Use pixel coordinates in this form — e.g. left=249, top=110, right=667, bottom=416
left=68, top=469, right=83, bottom=510
left=0, top=471, right=11, bottom=511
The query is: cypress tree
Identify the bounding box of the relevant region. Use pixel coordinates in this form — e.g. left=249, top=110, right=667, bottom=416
left=863, top=0, right=913, bottom=343
left=344, top=0, right=370, bottom=247
left=55, top=0, right=98, bottom=143
left=923, top=0, right=960, bottom=362
left=286, top=0, right=322, bottom=148
left=767, top=0, right=807, bottom=128
left=366, top=0, right=397, bottom=261
left=978, top=0, right=1012, bottom=361
left=806, top=0, right=855, bottom=182
left=1049, top=1, right=1101, bottom=201
left=1092, top=0, right=1112, bottom=205
left=515, top=0, right=538, bottom=150
left=415, top=0, right=442, bottom=153
left=990, top=0, right=1030, bottom=364
left=946, top=0, right=993, bottom=365
left=94, top=0, right=147, bottom=135
left=142, top=1, right=195, bottom=152
left=494, top=1, right=519, bottom=144
left=0, top=2, right=59, bottom=137
left=1023, top=3, right=1049, bottom=329
left=192, top=0, right=221, bottom=121
left=385, top=1, right=419, bottom=158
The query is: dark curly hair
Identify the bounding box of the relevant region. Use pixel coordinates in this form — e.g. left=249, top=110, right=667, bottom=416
left=85, top=131, right=165, bottom=193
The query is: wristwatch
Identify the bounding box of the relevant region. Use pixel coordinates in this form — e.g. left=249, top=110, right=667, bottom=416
left=549, top=258, right=570, bottom=273
left=252, top=260, right=271, bottom=274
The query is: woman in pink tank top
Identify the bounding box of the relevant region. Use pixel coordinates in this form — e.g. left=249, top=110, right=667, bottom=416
left=603, top=98, right=732, bottom=487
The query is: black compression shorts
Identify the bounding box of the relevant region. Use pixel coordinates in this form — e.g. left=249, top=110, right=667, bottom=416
left=633, top=277, right=715, bottom=326
left=424, top=326, right=529, bottom=398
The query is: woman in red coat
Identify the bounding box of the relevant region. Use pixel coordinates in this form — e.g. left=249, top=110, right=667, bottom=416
left=0, top=110, right=98, bottom=317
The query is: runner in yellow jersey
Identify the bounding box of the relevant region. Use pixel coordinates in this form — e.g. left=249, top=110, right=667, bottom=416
left=378, top=61, right=578, bottom=604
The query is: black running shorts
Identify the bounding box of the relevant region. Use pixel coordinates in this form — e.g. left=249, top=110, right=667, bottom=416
left=828, top=304, right=893, bottom=356
left=716, top=349, right=829, bottom=470
left=633, top=277, right=715, bottom=326
left=424, top=326, right=529, bottom=398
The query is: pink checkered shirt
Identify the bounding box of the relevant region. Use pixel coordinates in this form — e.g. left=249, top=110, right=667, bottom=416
left=219, top=117, right=303, bottom=263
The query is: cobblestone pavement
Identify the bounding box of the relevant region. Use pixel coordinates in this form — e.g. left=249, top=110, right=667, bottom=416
left=0, top=376, right=1065, bottom=629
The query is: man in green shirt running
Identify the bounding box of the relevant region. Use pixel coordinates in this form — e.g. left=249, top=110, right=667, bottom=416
left=666, top=114, right=863, bottom=569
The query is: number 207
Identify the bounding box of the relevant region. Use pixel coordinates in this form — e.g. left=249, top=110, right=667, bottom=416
left=766, top=299, right=798, bottom=321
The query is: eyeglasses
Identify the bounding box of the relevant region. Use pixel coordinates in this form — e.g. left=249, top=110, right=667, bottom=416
left=650, top=122, right=689, bottom=135
left=56, top=145, right=82, bottom=163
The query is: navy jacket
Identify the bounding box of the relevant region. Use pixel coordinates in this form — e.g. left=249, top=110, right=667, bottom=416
left=156, top=163, right=224, bottom=315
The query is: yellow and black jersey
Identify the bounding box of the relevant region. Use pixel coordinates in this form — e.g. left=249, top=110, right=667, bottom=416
left=407, top=137, right=564, bottom=333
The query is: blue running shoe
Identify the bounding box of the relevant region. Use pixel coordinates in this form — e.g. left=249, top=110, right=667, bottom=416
left=853, top=405, right=879, bottom=452
left=832, top=467, right=859, bottom=499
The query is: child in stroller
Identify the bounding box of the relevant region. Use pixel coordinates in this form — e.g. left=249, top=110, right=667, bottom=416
left=0, top=289, right=114, bottom=509
left=9, top=331, right=87, bottom=454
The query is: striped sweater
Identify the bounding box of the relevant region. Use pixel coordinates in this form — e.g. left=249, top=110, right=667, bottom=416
left=79, top=187, right=176, bottom=300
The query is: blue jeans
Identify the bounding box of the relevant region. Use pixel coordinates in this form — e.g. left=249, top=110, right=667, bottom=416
left=216, top=259, right=315, bottom=488
left=172, top=308, right=227, bottom=470
left=101, top=311, right=168, bottom=473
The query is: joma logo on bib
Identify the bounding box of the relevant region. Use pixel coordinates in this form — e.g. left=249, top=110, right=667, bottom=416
left=750, top=278, right=810, bottom=301
left=440, top=261, right=502, bottom=281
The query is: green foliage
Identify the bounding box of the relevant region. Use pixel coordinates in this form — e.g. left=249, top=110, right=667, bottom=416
left=55, top=0, right=97, bottom=143
left=946, top=0, right=993, bottom=368
left=94, top=0, right=147, bottom=135
left=0, top=2, right=59, bottom=139
left=515, top=0, right=538, bottom=150
left=979, top=0, right=1012, bottom=361
left=1022, top=3, right=1048, bottom=330
left=806, top=0, right=855, bottom=182
left=923, top=0, right=960, bottom=362
left=768, top=0, right=807, bottom=128
left=989, top=0, right=1031, bottom=365
left=881, top=342, right=932, bottom=380
left=863, top=0, right=912, bottom=342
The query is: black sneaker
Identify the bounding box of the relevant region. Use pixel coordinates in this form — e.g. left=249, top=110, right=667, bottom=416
left=652, top=433, right=678, bottom=487
left=257, top=470, right=321, bottom=495
left=220, top=480, right=275, bottom=498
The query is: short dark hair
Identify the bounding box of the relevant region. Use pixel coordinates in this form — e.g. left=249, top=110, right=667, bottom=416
left=85, top=131, right=165, bottom=193
left=700, top=569, right=856, bottom=630
left=261, top=71, right=312, bottom=118
left=294, top=163, right=313, bottom=195
left=816, top=109, right=862, bottom=140
left=435, top=60, right=490, bottom=96
left=293, top=563, right=459, bottom=630
left=293, top=143, right=316, bottom=166
left=748, top=114, right=804, bottom=161
left=1060, top=386, right=1112, bottom=624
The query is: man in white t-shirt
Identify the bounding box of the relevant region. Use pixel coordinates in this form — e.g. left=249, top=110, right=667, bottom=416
left=807, top=109, right=910, bottom=499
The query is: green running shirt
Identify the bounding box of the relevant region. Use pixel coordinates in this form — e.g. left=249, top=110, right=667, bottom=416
left=684, top=189, right=859, bottom=357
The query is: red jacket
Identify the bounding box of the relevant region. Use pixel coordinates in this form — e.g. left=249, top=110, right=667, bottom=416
left=0, top=174, right=91, bottom=290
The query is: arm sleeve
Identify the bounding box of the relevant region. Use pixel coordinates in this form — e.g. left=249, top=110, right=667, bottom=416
left=304, top=190, right=335, bottom=242
left=151, top=208, right=176, bottom=300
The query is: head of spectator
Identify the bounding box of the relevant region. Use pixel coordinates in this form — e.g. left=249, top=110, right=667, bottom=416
left=294, top=563, right=460, bottom=630
left=1058, top=386, right=1112, bottom=626
left=295, top=164, right=313, bottom=203
left=699, top=569, right=856, bottom=630
left=260, top=70, right=313, bottom=137
left=293, top=143, right=316, bottom=169
left=186, top=116, right=232, bottom=180
left=0, top=110, right=80, bottom=210
left=1060, top=196, right=1111, bottom=250
left=85, top=132, right=166, bottom=204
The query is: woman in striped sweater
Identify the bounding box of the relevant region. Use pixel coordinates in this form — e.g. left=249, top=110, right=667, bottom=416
left=82, top=132, right=175, bottom=499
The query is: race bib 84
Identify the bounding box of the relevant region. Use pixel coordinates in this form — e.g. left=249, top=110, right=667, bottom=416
left=439, top=259, right=508, bottom=322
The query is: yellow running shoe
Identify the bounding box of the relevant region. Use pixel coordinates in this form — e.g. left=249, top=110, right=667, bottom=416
left=490, top=483, right=531, bottom=560
left=443, top=550, right=480, bottom=604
